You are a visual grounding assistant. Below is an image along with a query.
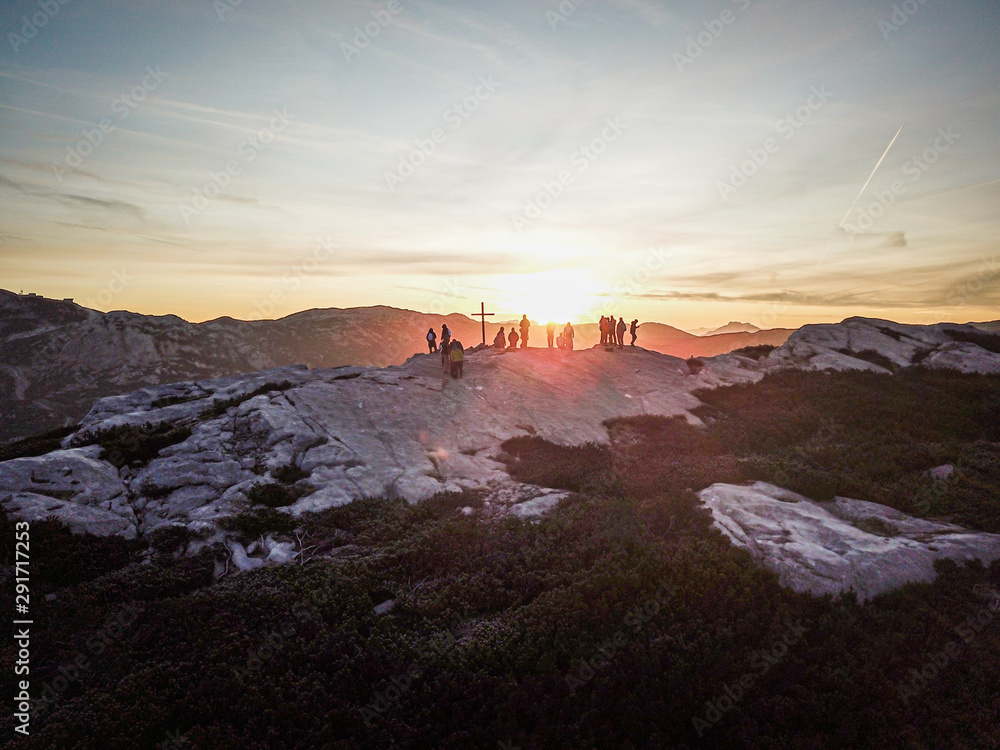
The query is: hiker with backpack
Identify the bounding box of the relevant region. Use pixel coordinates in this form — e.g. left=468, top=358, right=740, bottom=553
left=426, top=327, right=437, bottom=353
left=449, top=340, right=465, bottom=378
left=630, top=319, right=639, bottom=346
left=519, top=315, right=530, bottom=348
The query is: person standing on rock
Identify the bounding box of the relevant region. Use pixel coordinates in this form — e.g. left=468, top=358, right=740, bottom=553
left=508, top=327, right=519, bottom=349
left=449, top=340, right=465, bottom=378
left=564, top=321, right=574, bottom=350
left=546, top=321, right=556, bottom=348
left=606, top=316, right=616, bottom=347
left=616, top=316, right=627, bottom=347
left=440, top=324, right=452, bottom=372
left=519, top=315, right=530, bottom=349
left=493, top=327, right=506, bottom=348
left=630, top=319, right=639, bottom=346
left=426, top=327, right=437, bottom=353
left=599, top=316, right=608, bottom=345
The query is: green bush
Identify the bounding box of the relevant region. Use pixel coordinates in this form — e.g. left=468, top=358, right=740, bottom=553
left=946, top=328, right=1000, bottom=354
left=272, top=463, right=310, bottom=484
left=221, top=507, right=300, bottom=538
left=87, top=421, right=193, bottom=468
left=247, top=481, right=297, bottom=508
left=203, top=381, right=294, bottom=418
left=0, top=424, right=78, bottom=462
left=730, top=344, right=777, bottom=360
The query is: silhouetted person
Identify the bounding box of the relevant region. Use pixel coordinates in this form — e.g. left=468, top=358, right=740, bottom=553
left=493, top=327, right=506, bottom=348
left=599, top=315, right=608, bottom=345
left=440, top=324, right=451, bottom=371
left=519, top=315, right=530, bottom=348
left=508, top=327, right=519, bottom=349
left=426, top=327, right=437, bottom=353
left=630, top=319, right=639, bottom=346
left=564, top=322, right=574, bottom=350
left=606, top=316, right=616, bottom=347
left=449, top=340, right=464, bottom=378
left=616, top=316, right=626, bottom=347
left=556, top=332, right=565, bottom=349
left=546, top=321, right=556, bottom=348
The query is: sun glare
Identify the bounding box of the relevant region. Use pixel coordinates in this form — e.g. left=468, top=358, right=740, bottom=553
left=498, top=269, right=604, bottom=324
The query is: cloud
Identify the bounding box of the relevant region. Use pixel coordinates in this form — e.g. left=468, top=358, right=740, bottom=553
left=48, top=193, right=145, bottom=219
left=619, top=288, right=935, bottom=308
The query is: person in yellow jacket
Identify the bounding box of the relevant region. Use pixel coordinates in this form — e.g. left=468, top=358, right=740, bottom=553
left=449, top=340, right=465, bottom=379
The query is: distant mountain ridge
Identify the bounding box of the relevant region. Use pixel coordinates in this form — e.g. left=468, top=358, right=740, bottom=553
left=0, top=289, right=790, bottom=441
left=686, top=321, right=761, bottom=336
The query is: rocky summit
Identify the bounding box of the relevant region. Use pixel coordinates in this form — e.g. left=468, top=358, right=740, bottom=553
left=0, top=346, right=759, bottom=546
left=3, top=316, right=999, bottom=595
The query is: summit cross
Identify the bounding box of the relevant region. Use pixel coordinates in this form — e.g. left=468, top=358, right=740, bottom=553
left=471, top=302, right=494, bottom=347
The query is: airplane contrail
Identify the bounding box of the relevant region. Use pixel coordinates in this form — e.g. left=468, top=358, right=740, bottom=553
left=838, top=124, right=905, bottom=228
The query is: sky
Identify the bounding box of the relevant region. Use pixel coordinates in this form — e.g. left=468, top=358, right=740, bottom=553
left=0, top=0, right=998, bottom=329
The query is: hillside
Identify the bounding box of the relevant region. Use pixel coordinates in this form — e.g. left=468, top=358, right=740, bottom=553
left=0, top=290, right=793, bottom=442
left=2, top=320, right=1000, bottom=749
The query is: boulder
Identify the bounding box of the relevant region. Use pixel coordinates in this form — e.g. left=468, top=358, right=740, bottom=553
left=3, top=492, right=137, bottom=538
left=699, top=481, right=1000, bottom=602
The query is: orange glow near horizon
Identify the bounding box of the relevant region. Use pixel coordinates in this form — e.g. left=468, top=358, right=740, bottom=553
left=494, top=269, right=607, bottom=325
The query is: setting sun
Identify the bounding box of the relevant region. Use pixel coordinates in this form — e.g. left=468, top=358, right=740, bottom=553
left=495, top=269, right=606, bottom=324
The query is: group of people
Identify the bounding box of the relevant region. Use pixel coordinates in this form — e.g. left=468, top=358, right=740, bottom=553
left=426, top=324, right=464, bottom=378
left=600, top=315, right=638, bottom=347
left=425, top=314, right=640, bottom=377
left=493, top=315, right=534, bottom=350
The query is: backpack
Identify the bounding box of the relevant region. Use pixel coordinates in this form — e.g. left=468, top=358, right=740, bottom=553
left=450, top=346, right=464, bottom=362
left=427, top=331, right=435, bottom=341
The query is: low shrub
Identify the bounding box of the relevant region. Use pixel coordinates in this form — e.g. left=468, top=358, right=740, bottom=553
left=946, top=328, right=1000, bottom=354
left=272, top=463, right=310, bottom=484
left=89, top=421, right=193, bottom=468
left=0, top=424, right=78, bottom=462
left=730, top=344, right=777, bottom=360
left=221, top=507, right=300, bottom=538
left=203, top=381, right=294, bottom=418
left=247, top=482, right=297, bottom=508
